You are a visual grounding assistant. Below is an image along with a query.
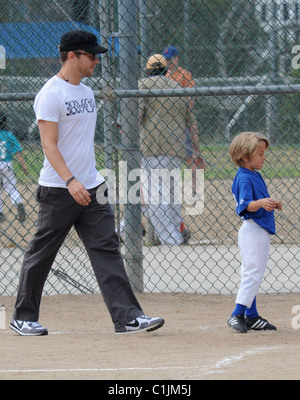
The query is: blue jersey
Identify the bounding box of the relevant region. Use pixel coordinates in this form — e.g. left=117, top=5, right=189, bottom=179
left=0, top=130, right=22, bottom=162
left=232, top=167, right=275, bottom=234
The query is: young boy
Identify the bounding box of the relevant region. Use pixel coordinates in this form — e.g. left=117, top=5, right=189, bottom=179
left=228, top=132, right=282, bottom=333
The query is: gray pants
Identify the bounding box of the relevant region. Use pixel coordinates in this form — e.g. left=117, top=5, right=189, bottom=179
left=13, top=184, right=143, bottom=331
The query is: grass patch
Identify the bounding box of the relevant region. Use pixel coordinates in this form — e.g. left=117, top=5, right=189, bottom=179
left=202, top=145, right=300, bottom=180
left=13, top=143, right=300, bottom=184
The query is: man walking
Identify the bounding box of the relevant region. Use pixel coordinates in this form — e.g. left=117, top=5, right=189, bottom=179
left=10, top=31, right=164, bottom=336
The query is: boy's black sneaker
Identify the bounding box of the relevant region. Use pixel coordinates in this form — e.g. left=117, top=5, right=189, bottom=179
left=245, top=315, right=277, bottom=331
left=227, top=314, right=248, bottom=333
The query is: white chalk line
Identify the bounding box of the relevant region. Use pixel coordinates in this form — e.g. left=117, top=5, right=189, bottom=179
left=0, top=345, right=284, bottom=376
left=0, top=326, right=288, bottom=377
left=0, top=330, right=106, bottom=336
left=0, top=365, right=199, bottom=374
left=195, top=345, right=284, bottom=377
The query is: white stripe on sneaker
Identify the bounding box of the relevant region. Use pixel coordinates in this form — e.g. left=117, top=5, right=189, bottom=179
left=251, top=319, right=267, bottom=330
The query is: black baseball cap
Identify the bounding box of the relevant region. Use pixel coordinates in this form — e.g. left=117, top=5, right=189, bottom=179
left=59, top=30, right=108, bottom=54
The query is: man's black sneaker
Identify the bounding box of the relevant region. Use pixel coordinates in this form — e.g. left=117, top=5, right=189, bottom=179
left=115, top=315, right=165, bottom=334
left=227, top=314, right=248, bottom=333
left=10, top=319, right=48, bottom=336
left=245, top=315, right=277, bottom=331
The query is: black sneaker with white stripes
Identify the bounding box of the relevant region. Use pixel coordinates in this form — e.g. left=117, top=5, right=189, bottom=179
left=227, top=314, right=248, bottom=333
left=245, top=315, right=277, bottom=331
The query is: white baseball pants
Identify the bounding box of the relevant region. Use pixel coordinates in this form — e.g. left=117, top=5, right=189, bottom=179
left=236, top=219, right=271, bottom=308
left=141, top=155, right=183, bottom=245
left=0, top=161, right=23, bottom=212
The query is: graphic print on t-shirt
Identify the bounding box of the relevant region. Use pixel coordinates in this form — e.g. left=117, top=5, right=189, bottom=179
left=65, top=98, right=96, bottom=116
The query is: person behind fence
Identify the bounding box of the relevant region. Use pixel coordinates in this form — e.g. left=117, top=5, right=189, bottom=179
left=163, top=46, right=195, bottom=90
left=9, top=30, right=164, bottom=337
left=162, top=46, right=206, bottom=193
left=139, top=54, right=203, bottom=245
left=0, top=113, right=27, bottom=223
left=113, top=115, right=147, bottom=243
left=227, top=132, right=282, bottom=333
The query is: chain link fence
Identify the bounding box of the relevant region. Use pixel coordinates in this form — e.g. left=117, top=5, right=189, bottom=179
left=0, top=0, right=299, bottom=296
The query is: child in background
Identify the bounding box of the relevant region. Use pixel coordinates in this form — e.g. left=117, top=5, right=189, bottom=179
left=0, top=113, right=27, bottom=222
left=228, top=132, right=282, bottom=333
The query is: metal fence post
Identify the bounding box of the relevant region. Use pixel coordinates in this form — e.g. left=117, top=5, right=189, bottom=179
left=266, top=0, right=280, bottom=140
left=99, top=0, right=114, bottom=172
left=118, top=0, right=144, bottom=292
left=139, top=0, right=149, bottom=76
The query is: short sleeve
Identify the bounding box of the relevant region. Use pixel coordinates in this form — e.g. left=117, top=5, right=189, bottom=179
left=236, top=180, right=254, bottom=216
left=33, top=89, right=61, bottom=123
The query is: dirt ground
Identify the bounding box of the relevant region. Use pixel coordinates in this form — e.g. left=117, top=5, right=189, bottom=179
left=0, top=178, right=299, bottom=382
left=1, top=292, right=300, bottom=381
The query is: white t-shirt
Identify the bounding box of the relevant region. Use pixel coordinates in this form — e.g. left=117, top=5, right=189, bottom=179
left=34, top=76, right=105, bottom=189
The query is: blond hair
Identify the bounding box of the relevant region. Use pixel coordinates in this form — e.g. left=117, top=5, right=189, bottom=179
left=229, top=132, right=270, bottom=167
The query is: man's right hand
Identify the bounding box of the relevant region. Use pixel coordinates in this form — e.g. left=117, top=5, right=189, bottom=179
left=67, top=179, right=91, bottom=206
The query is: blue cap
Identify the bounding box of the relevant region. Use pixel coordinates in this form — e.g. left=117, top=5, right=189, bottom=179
left=163, top=46, right=179, bottom=60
